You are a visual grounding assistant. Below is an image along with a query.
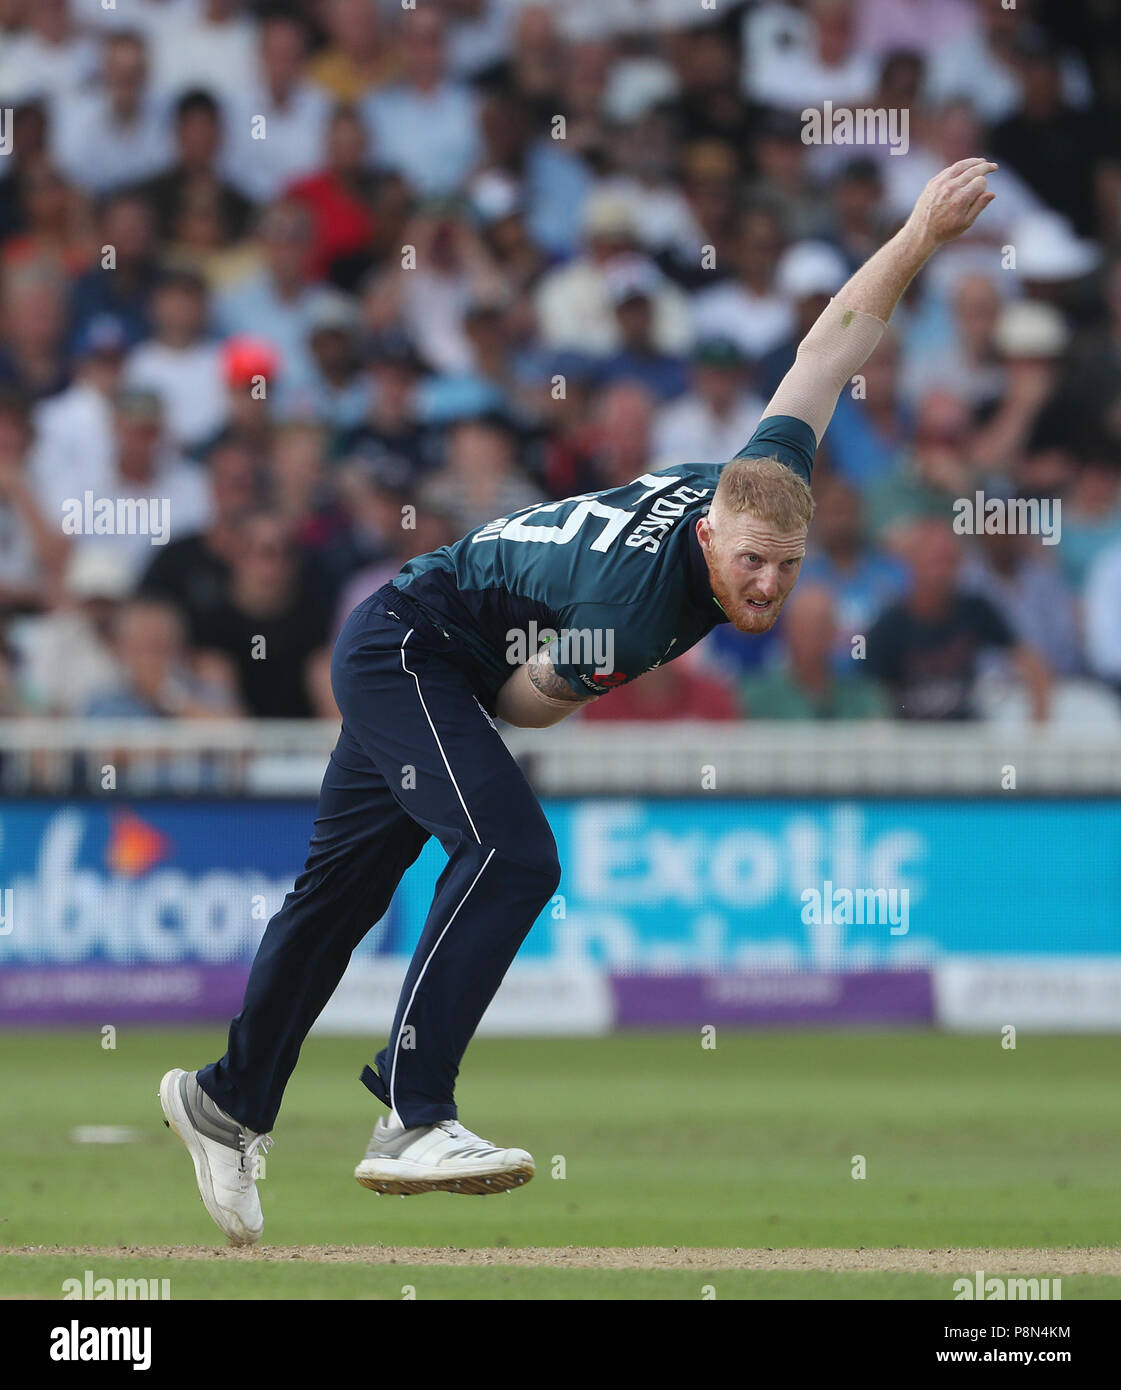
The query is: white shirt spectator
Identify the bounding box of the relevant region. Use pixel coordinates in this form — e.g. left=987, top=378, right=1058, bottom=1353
left=400, top=271, right=476, bottom=376
left=147, top=9, right=259, bottom=103
left=78, top=452, right=212, bottom=585
left=222, top=82, right=332, bottom=204
left=124, top=340, right=229, bottom=450
left=594, top=174, right=706, bottom=260
left=0, top=26, right=99, bottom=110
left=69, top=0, right=200, bottom=34
left=1085, top=540, right=1121, bottom=685
left=534, top=258, right=694, bottom=356
left=691, top=282, right=794, bottom=362
left=853, top=0, right=977, bottom=57
left=445, top=0, right=516, bottom=79
left=31, top=383, right=117, bottom=518
left=362, top=82, right=482, bottom=198
left=925, top=32, right=1093, bottom=125
left=741, top=2, right=877, bottom=112
left=652, top=391, right=766, bottom=470
left=51, top=91, right=173, bottom=195
left=12, top=608, right=121, bottom=716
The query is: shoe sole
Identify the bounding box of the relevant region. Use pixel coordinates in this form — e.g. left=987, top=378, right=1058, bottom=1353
left=158, top=1068, right=262, bottom=1246
left=354, top=1162, right=535, bottom=1196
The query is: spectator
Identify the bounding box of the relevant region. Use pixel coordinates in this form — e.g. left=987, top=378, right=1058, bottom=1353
left=0, top=102, right=50, bottom=242
left=89, top=388, right=210, bottom=583
left=280, top=289, right=367, bottom=431
left=961, top=517, right=1082, bottom=676
left=0, top=388, right=69, bottom=612
left=652, top=337, right=765, bottom=468
left=740, top=585, right=888, bottom=720
left=866, top=518, right=1051, bottom=720
left=546, top=379, right=656, bottom=497
left=31, top=312, right=128, bottom=515
left=743, top=0, right=877, bottom=114
left=361, top=7, right=482, bottom=199
left=746, top=109, right=835, bottom=244
left=222, top=11, right=331, bottom=205
left=215, top=200, right=321, bottom=399
left=900, top=271, right=1006, bottom=411
left=138, top=439, right=257, bottom=644
left=124, top=269, right=227, bottom=451
left=0, top=0, right=98, bottom=111
left=338, top=330, right=437, bottom=478
left=595, top=257, right=690, bottom=402
left=800, top=477, right=908, bottom=659
left=1084, top=535, right=1121, bottom=692
left=309, top=0, right=401, bottom=103
left=1057, top=458, right=1121, bottom=589
left=52, top=30, right=172, bottom=194
left=14, top=543, right=132, bottom=714
left=419, top=415, right=545, bottom=533
left=286, top=105, right=378, bottom=285
left=991, top=35, right=1121, bottom=241
left=0, top=161, right=94, bottom=279
left=68, top=191, right=160, bottom=354
left=137, top=88, right=254, bottom=246
left=534, top=192, right=693, bottom=356
left=692, top=204, right=794, bottom=362
left=924, top=0, right=1091, bottom=125
left=867, top=389, right=976, bottom=547
left=84, top=598, right=239, bottom=718
left=198, top=510, right=332, bottom=719
left=0, top=265, right=70, bottom=401
left=148, top=0, right=257, bottom=105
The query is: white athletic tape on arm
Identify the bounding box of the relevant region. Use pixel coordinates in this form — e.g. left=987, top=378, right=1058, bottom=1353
left=761, top=297, right=886, bottom=445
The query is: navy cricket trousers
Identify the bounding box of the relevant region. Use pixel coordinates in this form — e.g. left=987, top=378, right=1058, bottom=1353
left=197, top=585, right=561, bottom=1131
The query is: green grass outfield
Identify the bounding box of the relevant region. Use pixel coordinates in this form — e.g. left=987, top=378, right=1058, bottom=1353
left=1, top=1028, right=1118, bottom=1299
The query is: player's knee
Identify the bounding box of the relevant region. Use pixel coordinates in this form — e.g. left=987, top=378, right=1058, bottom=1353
left=492, top=833, right=561, bottom=897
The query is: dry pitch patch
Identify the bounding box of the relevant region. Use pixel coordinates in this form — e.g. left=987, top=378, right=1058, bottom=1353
left=11, top=1246, right=1121, bottom=1274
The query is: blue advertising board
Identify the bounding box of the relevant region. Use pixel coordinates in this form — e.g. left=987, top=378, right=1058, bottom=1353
left=0, top=798, right=1117, bottom=982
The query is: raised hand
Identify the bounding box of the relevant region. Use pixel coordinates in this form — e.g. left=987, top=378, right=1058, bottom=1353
left=908, top=157, right=998, bottom=249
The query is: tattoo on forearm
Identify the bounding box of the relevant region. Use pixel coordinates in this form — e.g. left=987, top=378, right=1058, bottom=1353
left=526, top=652, right=587, bottom=703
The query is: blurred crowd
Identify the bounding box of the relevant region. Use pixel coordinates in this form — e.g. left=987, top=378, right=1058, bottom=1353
left=0, top=0, right=1119, bottom=726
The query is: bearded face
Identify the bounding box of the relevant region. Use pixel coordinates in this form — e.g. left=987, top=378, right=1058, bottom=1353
left=696, top=509, right=807, bottom=634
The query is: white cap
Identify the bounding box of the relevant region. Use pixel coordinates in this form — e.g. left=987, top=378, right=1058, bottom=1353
left=66, top=544, right=134, bottom=601
left=994, top=299, right=1071, bottom=358
left=776, top=240, right=850, bottom=300
left=1012, top=210, right=1100, bottom=282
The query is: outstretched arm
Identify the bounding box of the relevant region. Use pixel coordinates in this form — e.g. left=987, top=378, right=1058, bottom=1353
left=761, top=157, right=998, bottom=444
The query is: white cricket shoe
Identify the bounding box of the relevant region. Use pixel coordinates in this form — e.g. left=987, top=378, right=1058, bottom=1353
left=159, top=1068, right=273, bottom=1245
left=354, top=1114, right=535, bottom=1195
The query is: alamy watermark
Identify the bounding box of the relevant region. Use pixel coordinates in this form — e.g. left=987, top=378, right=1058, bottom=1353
left=952, top=1271, right=1062, bottom=1301
left=800, top=881, right=910, bottom=935
left=506, top=620, right=615, bottom=677
left=952, top=492, right=1060, bottom=544
left=61, top=493, right=171, bottom=546
left=801, top=101, right=909, bottom=156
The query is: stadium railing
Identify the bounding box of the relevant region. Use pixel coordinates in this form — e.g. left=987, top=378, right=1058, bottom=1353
left=0, top=719, right=1118, bottom=796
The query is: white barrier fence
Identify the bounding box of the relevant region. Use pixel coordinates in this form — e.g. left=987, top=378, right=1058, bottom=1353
left=0, top=718, right=1118, bottom=795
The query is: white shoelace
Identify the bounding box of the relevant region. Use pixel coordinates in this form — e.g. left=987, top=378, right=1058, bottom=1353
left=240, top=1132, right=274, bottom=1181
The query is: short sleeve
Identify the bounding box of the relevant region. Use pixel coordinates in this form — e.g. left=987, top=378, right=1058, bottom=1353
left=733, top=414, right=818, bottom=485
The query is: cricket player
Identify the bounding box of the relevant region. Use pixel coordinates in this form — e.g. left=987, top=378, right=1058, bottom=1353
left=161, top=159, right=996, bottom=1243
